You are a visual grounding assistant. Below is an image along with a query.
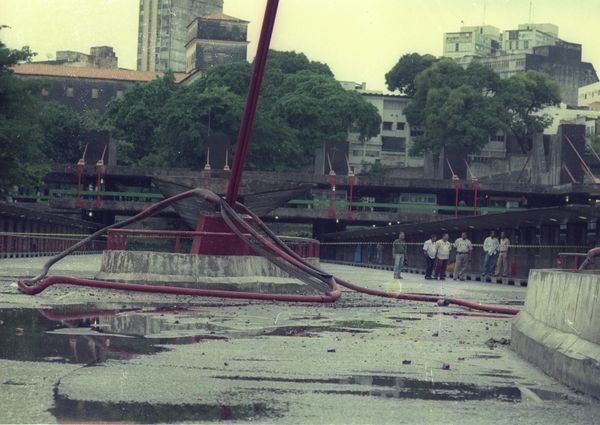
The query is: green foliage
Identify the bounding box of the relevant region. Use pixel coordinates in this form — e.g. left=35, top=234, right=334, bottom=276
left=498, top=71, right=561, bottom=153
left=591, top=135, right=600, bottom=152
left=0, top=27, right=48, bottom=196
left=105, top=50, right=380, bottom=171
left=360, top=160, right=392, bottom=176
left=401, top=56, right=560, bottom=155
left=385, top=53, right=437, bottom=96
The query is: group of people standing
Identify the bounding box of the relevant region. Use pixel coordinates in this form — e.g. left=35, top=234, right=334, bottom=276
left=391, top=231, right=510, bottom=280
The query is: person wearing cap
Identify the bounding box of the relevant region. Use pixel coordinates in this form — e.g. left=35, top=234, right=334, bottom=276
left=453, top=232, right=472, bottom=281
left=422, top=234, right=437, bottom=280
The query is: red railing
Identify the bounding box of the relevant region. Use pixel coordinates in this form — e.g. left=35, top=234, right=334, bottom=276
left=0, top=232, right=105, bottom=259
left=105, top=229, right=320, bottom=258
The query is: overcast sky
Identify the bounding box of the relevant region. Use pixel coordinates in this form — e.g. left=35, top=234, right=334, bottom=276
left=2, top=0, right=599, bottom=90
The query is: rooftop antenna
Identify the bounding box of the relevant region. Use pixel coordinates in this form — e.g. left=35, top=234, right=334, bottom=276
left=482, top=0, right=486, bottom=25
left=528, top=0, right=533, bottom=26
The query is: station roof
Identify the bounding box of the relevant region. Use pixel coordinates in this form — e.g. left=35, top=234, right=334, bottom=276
left=324, top=205, right=600, bottom=242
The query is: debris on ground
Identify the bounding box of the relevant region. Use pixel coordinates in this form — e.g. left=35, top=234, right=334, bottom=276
left=485, top=337, right=511, bottom=348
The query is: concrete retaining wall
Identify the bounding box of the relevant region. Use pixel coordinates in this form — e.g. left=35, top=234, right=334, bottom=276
left=512, top=269, right=600, bottom=398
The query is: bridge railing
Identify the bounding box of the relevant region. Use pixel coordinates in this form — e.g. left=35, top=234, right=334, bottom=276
left=10, top=190, right=524, bottom=217
left=284, top=199, right=524, bottom=215
left=557, top=252, right=599, bottom=270
left=0, top=232, right=105, bottom=259
left=106, top=229, right=319, bottom=258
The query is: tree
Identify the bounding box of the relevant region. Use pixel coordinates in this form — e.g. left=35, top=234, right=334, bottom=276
left=499, top=71, right=561, bottom=153
left=104, top=71, right=179, bottom=163
left=105, top=50, right=381, bottom=171
left=0, top=26, right=48, bottom=196
left=403, top=56, right=560, bottom=156
left=405, top=59, right=506, bottom=155
left=385, top=53, right=437, bottom=96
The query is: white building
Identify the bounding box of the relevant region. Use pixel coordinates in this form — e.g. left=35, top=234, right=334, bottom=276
left=443, top=25, right=501, bottom=59
left=346, top=90, right=424, bottom=172
left=501, top=23, right=559, bottom=54
left=541, top=104, right=600, bottom=138
left=578, top=81, right=600, bottom=111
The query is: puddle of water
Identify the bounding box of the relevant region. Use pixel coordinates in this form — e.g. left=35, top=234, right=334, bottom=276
left=0, top=307, right=223, bottom=365
left=51, top=395, right=278, bottom=423
left=214, top=374, right=523, bottom=402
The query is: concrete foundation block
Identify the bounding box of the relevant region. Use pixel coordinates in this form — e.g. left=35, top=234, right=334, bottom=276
left=96, top=250, right=322, bottom=294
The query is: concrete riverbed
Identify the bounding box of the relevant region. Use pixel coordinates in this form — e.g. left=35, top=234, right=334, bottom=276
left=1, top=255, right=599, bottom=424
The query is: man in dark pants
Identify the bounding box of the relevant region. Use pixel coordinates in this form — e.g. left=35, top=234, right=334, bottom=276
left=422, top=234, right=437, bottom=279
left=434, top=233, right=451, bottom=280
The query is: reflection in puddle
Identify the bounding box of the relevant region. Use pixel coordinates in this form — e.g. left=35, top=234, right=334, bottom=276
left=215, top=374, right=524, bottom=402
left=0, top=307, right=224, bottom=365
left=51, top=396, right=277, bottom=423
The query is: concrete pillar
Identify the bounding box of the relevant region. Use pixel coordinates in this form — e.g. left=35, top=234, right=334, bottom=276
left=515, top=226, right=538, bottom=277
left=31, top=221, right=39, bottom=255
left=24, top=219, right=32, bottom=254
left=540, top=224, right=560, bottom=246
left=0, top=217, right=5, bottom=257
left=15, top=219, right=23, bottom=255
left=566, top=222, right=587, bottom=246
left=7, top=218, right=15, bottom=255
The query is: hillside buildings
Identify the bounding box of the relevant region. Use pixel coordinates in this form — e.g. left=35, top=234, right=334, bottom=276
left=136, top=0, right=223, bottom=72
left=579, top=82, right=600, bottom=111
left=13, top=48, right=186, bottom=113
left=185, top=13, right=249, bottom=74
left=443, top=23, right=598, bottom=106
left=338, top=85, right=424, bottom=172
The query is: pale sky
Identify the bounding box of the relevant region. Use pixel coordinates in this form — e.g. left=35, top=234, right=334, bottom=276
left=1, top=0, right=600, bottom=90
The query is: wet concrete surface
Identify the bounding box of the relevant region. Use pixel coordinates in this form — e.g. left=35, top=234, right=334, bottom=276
left=1, top=254, right=599, bottom=424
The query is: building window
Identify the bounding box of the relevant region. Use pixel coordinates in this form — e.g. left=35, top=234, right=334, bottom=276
left=491, top=133, right=505, bottom=142
left=382, top=121, right=393, bottom=131
left=365, top=150, right=380, bottom=157
left=410, top=127, right=424, bottom=137
left=382, top=136, right=406, bottom=152
left=41, top=88, right=49, bottom=97
left=524, top=40, right=529, bottom=49
left=351, top=150, right=362, bottom=156
left=455, top=43, right=459, bottom=52
left=396, top=122, right=405, bottom=130
left=91, top=88, right=99, bottom=99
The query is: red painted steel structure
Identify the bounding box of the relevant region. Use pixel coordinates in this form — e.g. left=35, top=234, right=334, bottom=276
left=225, top=0, right=280, bottom=206
left=95, top=145, right=107, bottom=209
left=347, top=157, right=355, bottom=220
left=328, top=169, right=336, bottom=219
left=75, top=144, right=88, bottom=209
left=464, top=160, right=479, bottom=216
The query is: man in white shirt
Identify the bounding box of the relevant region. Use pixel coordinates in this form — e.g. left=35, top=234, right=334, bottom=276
left=453, top=232, right=472, bottom=281
left=481, top=230, right=499, bottom=277
left=495, top=231, right=510, bottom=277
left=422, top=234, right=437, bottom=280
left=434, top=233, right=451, bottom=280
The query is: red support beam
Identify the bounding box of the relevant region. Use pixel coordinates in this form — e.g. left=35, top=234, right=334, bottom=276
left=225, top=0, right=280, bottom=206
